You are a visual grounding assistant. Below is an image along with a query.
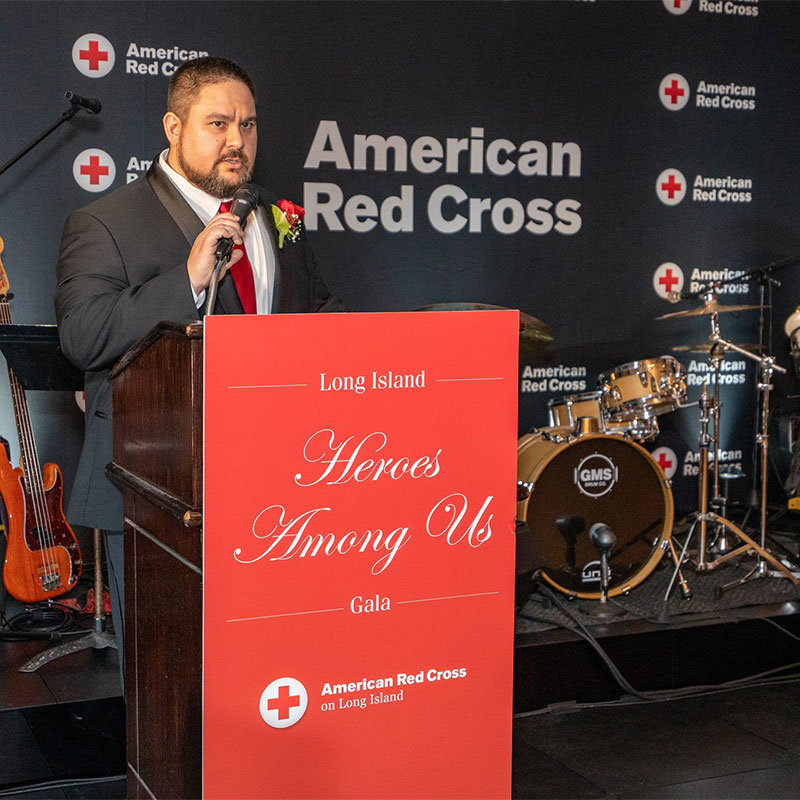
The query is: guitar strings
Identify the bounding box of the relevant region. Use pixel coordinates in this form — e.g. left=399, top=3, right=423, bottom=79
left=1, top=298, right=61, bottom=589
left=12, top=366, right=60, bottom=582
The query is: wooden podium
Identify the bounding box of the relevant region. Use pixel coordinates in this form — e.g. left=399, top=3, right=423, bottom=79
left=107, top=320, right=204, bottom=800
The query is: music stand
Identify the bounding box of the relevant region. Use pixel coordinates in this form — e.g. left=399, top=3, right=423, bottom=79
left=0, top=324, right=117, bottom=670
left=0, top=323, right=83, bottom=390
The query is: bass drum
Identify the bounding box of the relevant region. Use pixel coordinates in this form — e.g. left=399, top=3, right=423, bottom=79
left=517, top=431, right=673, bottom=599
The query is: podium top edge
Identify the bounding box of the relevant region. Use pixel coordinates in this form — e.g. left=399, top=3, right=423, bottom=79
left=109, top=320, right=203, bottom=380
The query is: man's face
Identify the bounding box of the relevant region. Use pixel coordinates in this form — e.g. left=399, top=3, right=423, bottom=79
left=164, top=79, right=257, bottom=198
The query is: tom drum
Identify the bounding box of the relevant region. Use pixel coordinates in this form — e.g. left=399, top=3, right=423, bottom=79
left=599, top=356, right=687, bottom=423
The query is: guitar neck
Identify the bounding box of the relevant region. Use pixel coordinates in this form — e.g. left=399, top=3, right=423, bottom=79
left=0, top=295, right=42, bottom=483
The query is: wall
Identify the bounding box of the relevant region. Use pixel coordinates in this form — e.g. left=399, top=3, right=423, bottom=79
left=0, top=0, right=797, bottom=522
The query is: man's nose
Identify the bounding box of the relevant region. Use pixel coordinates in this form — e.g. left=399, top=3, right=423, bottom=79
left=226, top=125, right=244, bottom=150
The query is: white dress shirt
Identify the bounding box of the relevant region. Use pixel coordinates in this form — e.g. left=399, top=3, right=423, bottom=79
left=158, top=149, right=275, bottom=313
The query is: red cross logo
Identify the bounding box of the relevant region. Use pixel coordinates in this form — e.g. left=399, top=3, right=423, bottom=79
left=660, top=73, right=690, bottom=111
left=662, top=0, right=693, bottom=14
left=259, top=677, right=308, bottom=729
left=267, top=684, right=302, bottom=720
left=661, top=174, right=682, bottom=198
left=664, top=80, right=684, bottom=105
left=72, top=149, right=116, bottom=193
left=653, top=262, right=684, bottom=300
left=656, top=168, right=686, bottom=205
left=652, top=447, right=678, bottom=478
left=80, top=155, right=109, bottom=185
left=79, top=40, right=108, bottom=71
left=72, top=34, right=115, bottom=78
left=659, top=268, right=680, bottom=293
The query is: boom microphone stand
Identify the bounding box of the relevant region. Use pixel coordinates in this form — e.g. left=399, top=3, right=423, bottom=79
left=0, top=92, right=101, bottom=178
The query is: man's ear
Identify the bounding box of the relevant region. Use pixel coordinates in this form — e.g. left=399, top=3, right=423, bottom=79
left=163, top=111, right=181, bottom=147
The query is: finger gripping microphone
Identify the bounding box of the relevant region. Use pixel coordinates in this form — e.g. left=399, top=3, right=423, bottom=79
left=215, top=184, right=259, bottom=262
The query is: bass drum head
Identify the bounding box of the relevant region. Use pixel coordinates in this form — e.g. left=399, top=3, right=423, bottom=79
left=517, top=432, right=673, bottom=599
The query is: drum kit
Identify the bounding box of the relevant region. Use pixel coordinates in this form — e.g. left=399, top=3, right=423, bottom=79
left=516, top=286, right=800, bottom=605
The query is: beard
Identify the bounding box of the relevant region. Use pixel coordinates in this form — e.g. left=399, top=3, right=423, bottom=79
left=176, top=144, right=253, bottom=199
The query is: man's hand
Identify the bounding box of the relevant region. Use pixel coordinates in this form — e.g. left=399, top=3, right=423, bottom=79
left=187, top=212, right=245, bottom=293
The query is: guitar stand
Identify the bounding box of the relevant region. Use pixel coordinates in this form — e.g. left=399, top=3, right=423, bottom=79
left=19, top=529, right=117, bottom=673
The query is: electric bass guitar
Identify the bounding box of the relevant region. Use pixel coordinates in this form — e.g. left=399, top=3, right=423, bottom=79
left=0, top=235, right=82, bottom=603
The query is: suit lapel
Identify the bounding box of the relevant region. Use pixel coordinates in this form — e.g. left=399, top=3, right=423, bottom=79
left=146, top=160, right=204, bottom=246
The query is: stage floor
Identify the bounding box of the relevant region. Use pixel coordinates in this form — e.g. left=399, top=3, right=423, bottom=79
left=0, top=508, right=798, bottom=799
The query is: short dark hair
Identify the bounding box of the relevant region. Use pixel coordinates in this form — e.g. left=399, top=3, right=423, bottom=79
left=167, top=56, right=256, bottom=120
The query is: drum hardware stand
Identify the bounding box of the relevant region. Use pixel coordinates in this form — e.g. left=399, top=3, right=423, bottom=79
left=663, top=536, right=693, bottom=601
left=706, top=337, right=734, bottom=555
left=685, top=336, right=798, bottom=591
left=659, top=521, right=696, bottom=619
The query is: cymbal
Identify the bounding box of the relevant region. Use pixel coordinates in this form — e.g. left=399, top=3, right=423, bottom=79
left=671, top=342, right=762, bottom=354
left=415, top=302, right=553, bottom=352
left=656, top=299, right=769, bottom=320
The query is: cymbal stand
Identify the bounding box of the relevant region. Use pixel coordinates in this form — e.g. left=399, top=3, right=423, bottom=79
left=706, top=338, right=733, bottom=553
left=690, top=325, right=798, bottom=590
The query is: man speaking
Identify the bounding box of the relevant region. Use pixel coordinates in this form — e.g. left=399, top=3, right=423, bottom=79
left=55, top=56, right=343, bottom=675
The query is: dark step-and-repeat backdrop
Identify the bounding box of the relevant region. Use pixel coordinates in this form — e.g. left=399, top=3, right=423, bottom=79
left=1, top=0, right=799, bottom=521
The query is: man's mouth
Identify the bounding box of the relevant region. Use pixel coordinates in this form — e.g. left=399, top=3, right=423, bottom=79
left=218, top=152, right=247, bottom=169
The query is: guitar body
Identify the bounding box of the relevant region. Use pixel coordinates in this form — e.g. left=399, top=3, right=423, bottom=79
left=0, top=446, right=82, bottom=603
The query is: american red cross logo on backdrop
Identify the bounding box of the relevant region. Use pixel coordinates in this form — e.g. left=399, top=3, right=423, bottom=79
left=659, top=73, right=690, bottom=111
left=652, top=262, right=685, bottom=300
left=656, top=168, right=687, bottom=205
left=659, top=269, right=680, bottom=294
left=72, top=149, right=116, bottom=193
left=259, top=677, right=308, bottom=729
left=72, top=33, right=116, bottom=78
left=80, top=40, right=108, bottom=71
left=662, top=0, right=693, bottom=14
left=80, top=156, right=109, bottom=185
left=651, top=447, right=678, bottom=479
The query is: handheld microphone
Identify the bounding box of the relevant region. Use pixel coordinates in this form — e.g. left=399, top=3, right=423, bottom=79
left=65, top=91, right=102, bottom=114
left=215, top=183, right=259, bottom=261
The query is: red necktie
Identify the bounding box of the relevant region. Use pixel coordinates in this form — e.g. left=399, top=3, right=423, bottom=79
left=218, top=201, right=257, bottom=314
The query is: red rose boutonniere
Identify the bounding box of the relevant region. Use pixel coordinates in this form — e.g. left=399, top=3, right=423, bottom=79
left=271, top=199, right=305, bottom=249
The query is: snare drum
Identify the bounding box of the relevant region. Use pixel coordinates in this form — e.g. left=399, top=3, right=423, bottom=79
left=517, top=429, right=673, bottom=598
left=599, top=356, right=687, bottom=422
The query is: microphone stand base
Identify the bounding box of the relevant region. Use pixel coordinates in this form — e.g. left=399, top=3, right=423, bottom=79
left=577, top=598, right=627, bottom=620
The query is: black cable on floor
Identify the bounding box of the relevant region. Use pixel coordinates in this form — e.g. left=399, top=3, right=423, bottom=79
left=0, top=774, right=126, bottom=797
left=517, top=581, right=800, bottom=715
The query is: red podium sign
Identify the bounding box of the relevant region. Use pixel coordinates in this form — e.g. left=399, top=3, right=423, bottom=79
left=203, top=310, right=518, bottom=799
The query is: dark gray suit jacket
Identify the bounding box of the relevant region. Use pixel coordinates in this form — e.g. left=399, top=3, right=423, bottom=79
left=55, top=160, right=342, bottom=530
